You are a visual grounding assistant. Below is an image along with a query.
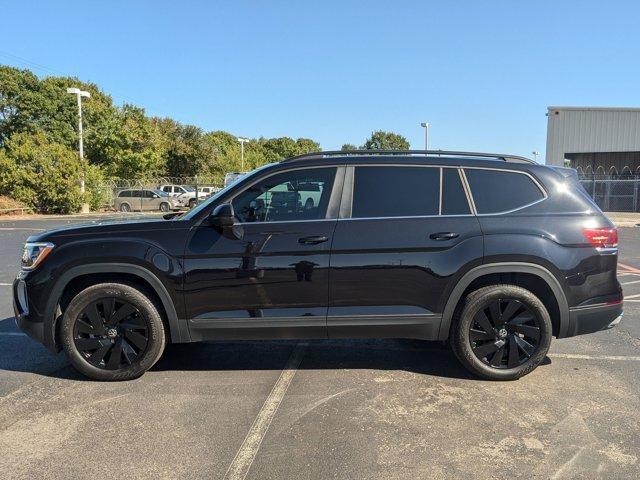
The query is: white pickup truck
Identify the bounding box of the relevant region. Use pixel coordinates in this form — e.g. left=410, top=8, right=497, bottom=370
left=158, top=185, right=207, bottom=208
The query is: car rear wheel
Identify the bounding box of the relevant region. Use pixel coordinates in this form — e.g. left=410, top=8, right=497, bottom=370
left=450, top=284, right=552, bottom=380
left=188, top=198, right=196, bottom=209
left=119, top=203, right=131, bottom=212
left=159, top=202, right=170, bottom=212
left=60, top=283, right=167, bottom=381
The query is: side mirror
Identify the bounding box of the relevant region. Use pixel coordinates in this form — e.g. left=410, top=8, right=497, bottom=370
left=209, top=203, right=243, bottom=240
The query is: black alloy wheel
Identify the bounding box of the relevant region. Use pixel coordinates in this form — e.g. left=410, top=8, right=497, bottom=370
left=469, top=298, right=541, bottom=369
left=73, top=297, right=149, bottom=370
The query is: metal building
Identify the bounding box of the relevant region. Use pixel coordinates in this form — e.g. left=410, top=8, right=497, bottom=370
left=545, top=106, right=640, bottom=174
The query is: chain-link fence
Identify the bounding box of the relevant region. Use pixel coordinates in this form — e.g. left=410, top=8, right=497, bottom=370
left=101, top=177, right=223, bottom=212
left=578, top=174, right=640, bottom=212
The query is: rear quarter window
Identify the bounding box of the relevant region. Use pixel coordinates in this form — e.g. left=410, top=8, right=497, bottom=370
left=464, top=169, right=545, bottom=214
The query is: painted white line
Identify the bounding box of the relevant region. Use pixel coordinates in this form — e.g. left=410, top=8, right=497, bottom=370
left=224, top=343, right=306, bottom=480
left=0, top=283, right=12, bottom=286
left=0, top=227, right=43, bottom=231
left=549, top=353, right=640, bottom=362
left=618, top=272, right=640, bottom=277
left=0, top=332, right=26, bottom=337
left=624, top=299, right=640, bottom=303
left=622, top=279, right=640, bottom=285
left=623, top=293, right=640, bottom=299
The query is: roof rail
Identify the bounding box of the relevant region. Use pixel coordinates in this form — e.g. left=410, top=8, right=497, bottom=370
left=282, top=150, right=536, bottom=164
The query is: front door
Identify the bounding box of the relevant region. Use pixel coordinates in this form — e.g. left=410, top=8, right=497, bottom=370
left=328, top=165, right=483, bottom=340
left=183, top=166, right=343, bottom=340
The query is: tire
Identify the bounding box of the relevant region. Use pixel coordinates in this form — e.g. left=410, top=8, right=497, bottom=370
left=188, top=198, right=197, bottom=209
left=60, top=283, right=167, bottom=381
left=159, top=202, right=169, bottom=212
left=304, top=198, right=314, bottom=210
left=450, top=284, right=552, bottom=381
left=119, top=203, right=131, bottom=212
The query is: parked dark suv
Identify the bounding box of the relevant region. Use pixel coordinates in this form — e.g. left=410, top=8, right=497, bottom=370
left=14, top=151, right=623, bottom=381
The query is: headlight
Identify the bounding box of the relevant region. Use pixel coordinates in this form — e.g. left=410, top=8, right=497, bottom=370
left=21, top=242, right=55, bottom=270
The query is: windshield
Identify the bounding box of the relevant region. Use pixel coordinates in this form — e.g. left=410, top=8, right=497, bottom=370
left=182, top=186, right=195, bottom=192
left=180, top=163, right=275, bottom=220
left=154, top=189, right=169, bottom=197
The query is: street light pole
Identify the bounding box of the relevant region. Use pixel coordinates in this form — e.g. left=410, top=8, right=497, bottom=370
left=67, top=87, right=91, bottom=213
left=237, top=137, right=249, bottom=171
left=532, top=151, right=540, bottom=162
left=420, top=122, right=430, bottom=150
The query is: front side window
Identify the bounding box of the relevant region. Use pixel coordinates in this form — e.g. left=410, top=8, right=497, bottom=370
left=352, top=166, right=439, bottom=218
left=232, top=167, right=336, bottom=223
left=464, top=168, right=545, bottom=214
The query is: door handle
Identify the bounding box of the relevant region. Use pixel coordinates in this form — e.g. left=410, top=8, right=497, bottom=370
left=429, top=232, right=459, bottom=241
left=298, top=235, right=329, bottom=245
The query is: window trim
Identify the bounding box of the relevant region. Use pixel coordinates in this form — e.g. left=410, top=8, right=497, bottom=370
left=461, top=166, right=548, bottom=216
left=342, top=164, right=475, bottom=221
left=226, top=165, right=344, bottom=225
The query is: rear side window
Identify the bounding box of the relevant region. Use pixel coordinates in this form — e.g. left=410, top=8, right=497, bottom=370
left=442, top=168, right=470, bottom=215
left=352, top=166, right=439, bottom=218
left=464, top=169, right=545, bottom=214
left=118, top=191, right=130, bottom=198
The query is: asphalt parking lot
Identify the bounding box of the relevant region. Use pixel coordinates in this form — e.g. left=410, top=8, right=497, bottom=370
left=0, top=216, right=639, bottom=479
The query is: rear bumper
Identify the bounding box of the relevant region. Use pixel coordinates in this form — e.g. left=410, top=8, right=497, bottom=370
left=566, top=302, right=623, bottom=337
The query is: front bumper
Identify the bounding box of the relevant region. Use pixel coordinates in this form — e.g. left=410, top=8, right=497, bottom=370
left=567, top=302, right=623, bottom=337
left=12, top=275, right=51, bottom=349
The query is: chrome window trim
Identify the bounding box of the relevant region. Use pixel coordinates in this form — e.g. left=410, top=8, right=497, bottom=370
left=438, top=167, right=443, bottom=215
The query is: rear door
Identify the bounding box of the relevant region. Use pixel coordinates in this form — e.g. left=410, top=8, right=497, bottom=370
left=328, top=165, right=483, bottom=340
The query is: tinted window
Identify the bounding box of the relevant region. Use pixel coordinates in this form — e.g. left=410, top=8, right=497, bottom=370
left=118, top=190, right=130, bottom=198
left=352, top=166, right=439, bottom=218
left=442, top=168, right=470, bottom=215
left=232, top=167, right=336, bottom=223
left=162, top=186, right=171, bottom=193
left=465, top=169, right=544, bottom=214
left=144, top=190, right=155, bottom=198
left=131, top=190, right=142, bottom=198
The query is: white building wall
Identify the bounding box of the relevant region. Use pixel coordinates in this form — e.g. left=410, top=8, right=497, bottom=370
left=545, top=107, right=640, bottom=166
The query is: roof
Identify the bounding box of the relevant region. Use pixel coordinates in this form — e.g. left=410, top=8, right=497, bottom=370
left=548, top=106, right=640, bottom=113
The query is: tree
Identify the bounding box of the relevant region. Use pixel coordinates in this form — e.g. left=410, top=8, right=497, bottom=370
left=362, top=130, right=410, bottom=150
left=341, top=143, right=358, bottom=151
left=0, top=131, right=84, bottom=213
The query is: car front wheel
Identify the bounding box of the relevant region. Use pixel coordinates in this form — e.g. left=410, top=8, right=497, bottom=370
left=450, top=284, right=552, bottom=380
left=159, top=202, right=169, bottom=212
left=60, top=283, right=167, bottom=381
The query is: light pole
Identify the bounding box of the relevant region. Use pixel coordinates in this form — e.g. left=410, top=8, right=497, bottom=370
left=237, top=137, right=249, bottom=171
left=532, top=151, right=540, bottom=162
left=67, top=87, right=91, bottom=213
left=420, top=122, right=430, bottom=150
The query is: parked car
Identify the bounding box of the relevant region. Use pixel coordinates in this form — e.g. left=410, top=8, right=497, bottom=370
left=114, top=189, right=179, bottom=212
left=14, top=150, right=622, bottom=381
left=224, top=172, right=247, bottom=187
left=197, top=185, right=220, bottom=197
left=158, top=184, right=206, bottom=208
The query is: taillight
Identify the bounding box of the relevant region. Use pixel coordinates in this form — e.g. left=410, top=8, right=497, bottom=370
left=582, top=228, right=618, bottom=248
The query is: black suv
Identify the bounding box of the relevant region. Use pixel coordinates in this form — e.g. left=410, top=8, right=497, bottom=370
left=13, top=151, right=623, bottom=381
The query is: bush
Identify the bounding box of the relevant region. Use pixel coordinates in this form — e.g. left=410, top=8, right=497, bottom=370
left=0, top=132, right=83, bottom=213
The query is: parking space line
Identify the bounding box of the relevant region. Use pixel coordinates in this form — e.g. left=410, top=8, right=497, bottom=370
left=622, top=279, right=640, bottom=285
left=0, top=227, right=43, bottom=231
left=618, top=262, right=640, bottom=273
left=624, top=293, right=640, bottom=299
left=0, top=332, right=26, bottom=336
left=549, top=353, right=640, bottom=362
left=223, top=342, right=307, bottom=480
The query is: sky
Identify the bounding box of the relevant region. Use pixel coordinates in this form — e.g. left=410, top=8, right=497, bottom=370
left=2, top=0, right=639, bottom=161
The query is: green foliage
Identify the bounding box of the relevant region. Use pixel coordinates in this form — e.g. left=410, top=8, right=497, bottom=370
left=362, top=130, right=410, bottom=150
left=341, top=143, right=358, bottom=151
left=0, top=132, right=83, bottom=213
left=0, top=64, right=414, bottom=213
